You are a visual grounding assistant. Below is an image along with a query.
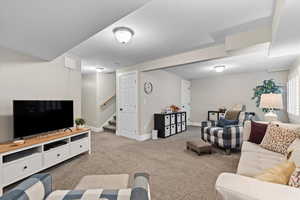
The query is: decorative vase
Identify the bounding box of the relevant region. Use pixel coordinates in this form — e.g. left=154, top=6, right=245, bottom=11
left=76, top=124, right=85, bottom=129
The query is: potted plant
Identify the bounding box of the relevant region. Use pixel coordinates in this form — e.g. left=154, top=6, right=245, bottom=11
left=75, top=118, right=86, bottom=129
left=252, top=79, right=282, bottom=112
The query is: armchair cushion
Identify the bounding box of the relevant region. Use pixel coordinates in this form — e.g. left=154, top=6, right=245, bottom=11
left=217, top=119, right=238, bottom=127
left=224, top=110, right=240, bottom=120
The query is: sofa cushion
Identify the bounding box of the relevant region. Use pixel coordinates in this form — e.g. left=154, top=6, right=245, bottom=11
left=255, top=161, right=296, bottom=185
left=216, top=173, right=300, bottom=200
left=242, top=141, right=283, bottom=157
left=260, top=124, right=297, bottom=154
left=248, top=121, right=268, bottom=144
left=238, top=142, right=285, bottom=177
left=287, top=139, right=300, bottom=167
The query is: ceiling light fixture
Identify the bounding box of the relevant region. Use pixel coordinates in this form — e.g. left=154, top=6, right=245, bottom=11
left=96, top=67, right=104, bottom=72
left=113, top=27, right=134, bottom=44
left=214, top=65, right=226, bottom=73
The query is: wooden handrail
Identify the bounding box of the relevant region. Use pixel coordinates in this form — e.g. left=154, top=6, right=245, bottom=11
left=100, top=94, right=116, bottom=107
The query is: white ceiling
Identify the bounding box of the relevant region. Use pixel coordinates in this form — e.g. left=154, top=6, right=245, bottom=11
left=269, top=0, right=300, bottom=57
left=69, top=0, right=275, bottom=71
left=165, top=49, right=297, bottom=80
left=0, top=0, right=150, bottom=60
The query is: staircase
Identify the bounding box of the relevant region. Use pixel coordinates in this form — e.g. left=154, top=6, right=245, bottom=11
left=103, top=115, right=116, bottom=133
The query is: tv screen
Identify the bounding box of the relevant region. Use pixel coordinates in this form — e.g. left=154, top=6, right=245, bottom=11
left=13, top=100, right=74, bottom=138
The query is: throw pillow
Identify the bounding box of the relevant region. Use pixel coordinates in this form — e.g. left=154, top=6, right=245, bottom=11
left=255, top=161, right=296, bottom=185
left=289, top=168, right=300, bottom=188
left=287, top=138, right=300, bottom=159
left=248, top=121, right=268, bottom=144
left=224, top=110, right=240, bottom=120
left=217, top=118, right=238, bottom=127
left=260, top=124, right=297, bottom=154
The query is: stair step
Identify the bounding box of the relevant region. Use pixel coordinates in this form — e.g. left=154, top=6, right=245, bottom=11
left=109, top=119, right=116, bottom=126
left=103, top=125, right=116, bottom=133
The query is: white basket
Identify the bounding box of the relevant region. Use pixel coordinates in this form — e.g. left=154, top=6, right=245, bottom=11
left=152, top=130, right=158, bottom=140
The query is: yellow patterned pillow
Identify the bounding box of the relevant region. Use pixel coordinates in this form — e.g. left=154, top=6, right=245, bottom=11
left=255, top=161, right=296, bottom=185
left=260, top=124, right=297, bottom=154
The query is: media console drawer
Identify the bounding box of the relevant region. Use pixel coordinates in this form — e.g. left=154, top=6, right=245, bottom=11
left=44, top=145, right=69, bottom=168
left=3, top=154, right=42, bottom=185
left=70, top=138, right=89, bottom=156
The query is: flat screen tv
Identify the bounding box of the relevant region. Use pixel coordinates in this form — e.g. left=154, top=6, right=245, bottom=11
left=13, top=100, right=74, bottom=138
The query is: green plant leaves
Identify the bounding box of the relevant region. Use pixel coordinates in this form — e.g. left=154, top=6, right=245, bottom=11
left=252, top=79, right=282, bottom=113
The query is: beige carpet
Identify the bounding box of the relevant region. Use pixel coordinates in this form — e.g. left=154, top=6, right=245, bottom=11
left=44, top=127, right=240, bottom=200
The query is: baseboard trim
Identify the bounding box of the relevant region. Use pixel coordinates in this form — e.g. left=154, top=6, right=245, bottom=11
left=118, top=132, right=151, bottom=141
left=189, top=122, right=201, bottom=127
left=87, top=126, right=103, bottom=133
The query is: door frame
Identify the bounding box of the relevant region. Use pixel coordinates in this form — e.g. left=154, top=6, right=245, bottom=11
left=116, top=70, right=139, bottom=138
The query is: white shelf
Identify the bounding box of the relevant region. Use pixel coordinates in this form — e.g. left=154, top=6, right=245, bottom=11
left=0, top=130, right=91, bottom=195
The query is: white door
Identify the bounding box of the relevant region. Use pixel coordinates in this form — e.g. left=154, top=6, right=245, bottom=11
left=118, top=72, right=138, bottom=138
left=181, top=80, right=191, bottom=125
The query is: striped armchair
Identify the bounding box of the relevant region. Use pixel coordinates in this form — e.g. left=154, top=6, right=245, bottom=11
left=1, top=173, right=150, bottom=200
left=201, top=112, right=254, bottom=154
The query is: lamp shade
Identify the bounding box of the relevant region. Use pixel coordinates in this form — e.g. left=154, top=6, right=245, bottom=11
left=259, top=93, right=283, bottom=109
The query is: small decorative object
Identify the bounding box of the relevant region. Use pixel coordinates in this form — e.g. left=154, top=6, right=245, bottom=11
left=162, top=107, right=172, bottom=113
left=252, top=79, right=282, bottom=113
left=170, top=105, right=180, bottom=112
left=259, top=93, right=283, bottom=121
left=144, top=81, right=153, bottom=94
left=75, top=118, right=86, bottom=129
left=219, top=107, right=226, bottom=113
left=13, top=140, right=25, bottom=145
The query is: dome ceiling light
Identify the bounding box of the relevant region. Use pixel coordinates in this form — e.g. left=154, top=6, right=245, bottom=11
left=214, top=65, right=226, bottom=73
left=113, top=27, right=134, bottom=44
left=96, top=67, right=105, bottom=72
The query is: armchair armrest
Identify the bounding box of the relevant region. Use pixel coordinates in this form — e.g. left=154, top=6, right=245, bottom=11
left=2, top=173, right=52, bottom=200
left=216, top=173, right=300, bottom=200
left=223, top=125, right=243, bottom=137
left=201, top=120, right=217, bottom=127
left=131, top=173, right=150, bottom=200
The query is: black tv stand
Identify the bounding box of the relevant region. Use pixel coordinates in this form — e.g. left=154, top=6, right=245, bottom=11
left=64, top=128, right=72, bottom=132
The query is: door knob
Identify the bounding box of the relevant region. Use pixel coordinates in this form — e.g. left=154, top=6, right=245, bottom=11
left=120, top=108, right=123, bottom=111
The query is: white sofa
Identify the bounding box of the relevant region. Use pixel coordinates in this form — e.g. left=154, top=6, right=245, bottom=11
left=215, top=121, right=300, bottom=200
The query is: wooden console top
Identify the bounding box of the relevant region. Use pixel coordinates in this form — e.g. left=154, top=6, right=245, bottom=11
left=0, top=128, right=90, bottom=154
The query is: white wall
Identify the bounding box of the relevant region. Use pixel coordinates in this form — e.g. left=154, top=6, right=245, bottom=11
left=97, top=72, right=116, bottom=127
left=82, top=72, right=116, bottom=129
left=140, top=70, right=185, bottom=135
left=0, top=47, right=82, bottom=142
left=288, top=57, right=300, bottom=123
left=82, top=73, right=98, bottom=127
left=190, top=71, right=289, bottom=123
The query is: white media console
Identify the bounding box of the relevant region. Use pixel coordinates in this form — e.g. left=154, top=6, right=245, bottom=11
left=0, top=128, right=91, bottom=195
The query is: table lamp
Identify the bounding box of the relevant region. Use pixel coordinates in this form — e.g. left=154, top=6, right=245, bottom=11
left=259, top=93, right=283, bottom=122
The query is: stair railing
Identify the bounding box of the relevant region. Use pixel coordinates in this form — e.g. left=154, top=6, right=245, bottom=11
left=100, top=94, right=116, bottom=107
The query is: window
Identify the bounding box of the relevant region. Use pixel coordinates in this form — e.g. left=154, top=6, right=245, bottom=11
left=287, top=76, right=300, bottom=115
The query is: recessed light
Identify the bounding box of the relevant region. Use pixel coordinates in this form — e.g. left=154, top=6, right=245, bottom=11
left=96, top=67, right=104, bottom=72
left=113, top=27, right=134, bottom=44
left=214, top=65, right=226, bottom=73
